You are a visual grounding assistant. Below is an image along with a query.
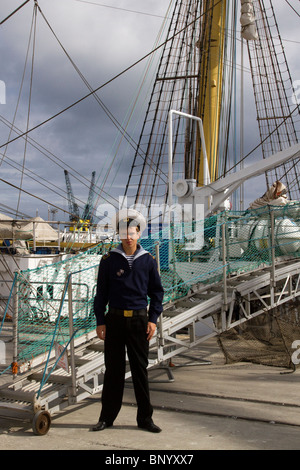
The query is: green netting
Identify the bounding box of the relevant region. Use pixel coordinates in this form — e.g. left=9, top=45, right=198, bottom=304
left=4, top=201, right=300, bottom=370
left=12, top=246, right=103, bottom=367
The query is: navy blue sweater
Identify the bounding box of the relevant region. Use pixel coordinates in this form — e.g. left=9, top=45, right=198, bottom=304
left=93, top=244, right=164, bottom=325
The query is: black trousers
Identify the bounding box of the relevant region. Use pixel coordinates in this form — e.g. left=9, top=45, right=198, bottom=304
left=99, top=311, right=153, bottom=425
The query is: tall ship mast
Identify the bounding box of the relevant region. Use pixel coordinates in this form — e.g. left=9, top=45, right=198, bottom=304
left=124, top=0, right=299, bottom=211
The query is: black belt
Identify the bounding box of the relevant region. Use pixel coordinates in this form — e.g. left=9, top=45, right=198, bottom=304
left=109, top=307, right=147, bottom=318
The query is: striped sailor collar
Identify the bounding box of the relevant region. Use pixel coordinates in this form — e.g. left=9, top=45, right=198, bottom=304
left=111, top=243, right=148, bottom=260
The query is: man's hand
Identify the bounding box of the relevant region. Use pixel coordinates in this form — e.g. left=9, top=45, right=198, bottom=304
left=147, top=322, right=156, bottom=341
left=96, top=325, right=106, bottom=340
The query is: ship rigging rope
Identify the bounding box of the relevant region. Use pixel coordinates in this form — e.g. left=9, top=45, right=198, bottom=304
left=2, top=3, right=112, bottom=218
left=284, top=0, right=300, bottom=18
left=1, top=0, right=173, bottom=212
left=16, top=3, right=37, bottom=216
left=1, top=2, right=117, bottom=215
left=36, top=3, right=172, bottom=209
left=0, top=149, right=78, bottom=207
left=217, top=103, right=300, bottom=179
left=0, top=5, right=37, bottom=169
left=1, top=2, right=174, bottom=216
left=0, top=0, right=223, bottom=152
left=75, top=0, right=170, bottom=19
left=1, top=4, right=125, bottom=213
left=37, top=5, right=144, bottom=163
left=0, top=0, right=31, bottom=25
left=0, top=177, right=71, bottom=216
left=0, top=115, right=121, bottom=209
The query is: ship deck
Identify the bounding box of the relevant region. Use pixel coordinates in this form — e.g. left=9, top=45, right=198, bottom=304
left=1, top=336, right=300, bottom=451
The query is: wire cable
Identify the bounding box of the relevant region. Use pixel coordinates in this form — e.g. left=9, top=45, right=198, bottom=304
left=0, top=177, right=70, bottom=216
left=284, top=0, right=300, bottom=18
left=0, top=114, right=121, bottom=208
left=75, top=0, right=170, bottom=19
left=0, top=0, right=31, bottom=26
left=0, top=0, right=223, bottom=151
left=16, top=2, right=38, bottom=216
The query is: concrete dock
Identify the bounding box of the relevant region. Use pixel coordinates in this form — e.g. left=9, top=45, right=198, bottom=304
left=0, top=338, right=300, bottom=451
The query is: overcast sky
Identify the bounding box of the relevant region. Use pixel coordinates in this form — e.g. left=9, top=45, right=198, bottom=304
left=0, top=0, right=300, bottom=221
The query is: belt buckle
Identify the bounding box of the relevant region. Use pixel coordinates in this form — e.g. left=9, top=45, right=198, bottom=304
left=124, top=310, right=133, bottom=317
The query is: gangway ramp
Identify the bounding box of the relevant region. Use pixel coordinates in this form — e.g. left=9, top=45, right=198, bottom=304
left=158, top=258, right=300, bottom=359
left=1, top=256, right=300, bottom=435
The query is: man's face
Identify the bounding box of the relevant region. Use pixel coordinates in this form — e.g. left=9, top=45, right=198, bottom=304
left=119, top=226, right=140, bottom=250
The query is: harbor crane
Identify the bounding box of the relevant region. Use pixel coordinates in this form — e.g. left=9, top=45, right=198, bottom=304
left=82, top=170, right=96, bottom=224
left=64, top=170, right=96, bottom=230
left=64, top=170, right=80, bottom=223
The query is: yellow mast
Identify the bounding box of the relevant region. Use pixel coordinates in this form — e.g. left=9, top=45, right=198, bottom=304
left=196, top=0, right=226, bottom=186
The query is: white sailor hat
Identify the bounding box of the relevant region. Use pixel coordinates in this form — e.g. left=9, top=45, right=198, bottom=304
left=111, top=209, right=147, bottom=233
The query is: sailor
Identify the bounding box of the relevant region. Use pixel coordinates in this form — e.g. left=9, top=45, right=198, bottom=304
left=92, top=209, right=164, bottom=433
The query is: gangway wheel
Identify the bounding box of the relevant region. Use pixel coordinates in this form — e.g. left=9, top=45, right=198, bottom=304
left=32, top=410, right=51, bottom=436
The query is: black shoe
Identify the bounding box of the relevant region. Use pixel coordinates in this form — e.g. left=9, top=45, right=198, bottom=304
left=138, top=421, right=162, bottom=433
left=92, top=420, right=112, bottom=432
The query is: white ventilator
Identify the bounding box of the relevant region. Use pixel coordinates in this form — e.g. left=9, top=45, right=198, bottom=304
left=240, top=0, right=258, bottom=41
